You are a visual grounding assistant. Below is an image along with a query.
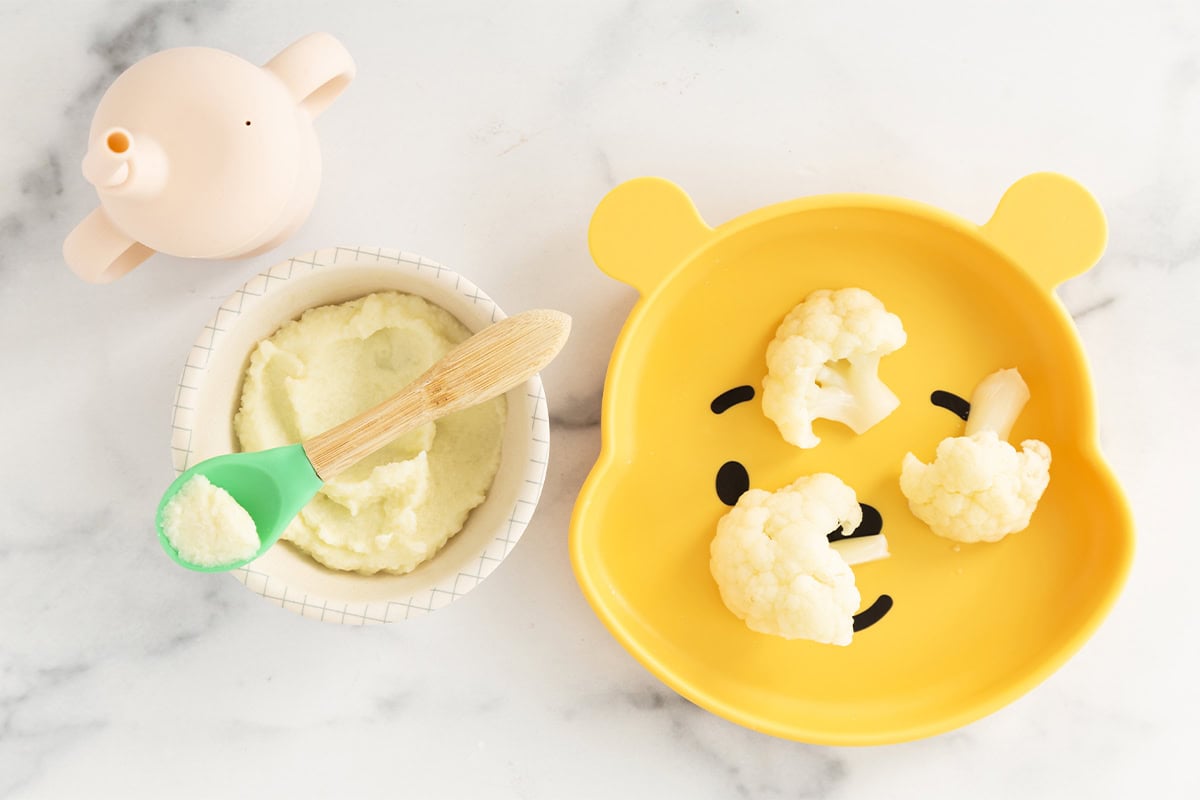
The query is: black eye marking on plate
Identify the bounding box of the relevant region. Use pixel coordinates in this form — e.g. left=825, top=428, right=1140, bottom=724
left=715, top=461, right=749, bottom=506
left=852, top=595, right=893, bottom=632
left=826, top=503, right=883, bottom=542
left=931, top=390, right=970, bottom=421
left=711, top=385, right=755, bottom=414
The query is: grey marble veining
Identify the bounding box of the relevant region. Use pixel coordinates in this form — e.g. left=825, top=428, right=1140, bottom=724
left=1, top=0, right=1196, bottom=797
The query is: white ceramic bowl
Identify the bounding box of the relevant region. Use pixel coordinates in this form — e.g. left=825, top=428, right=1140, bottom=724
left=168, top=246, right=549, bottom=624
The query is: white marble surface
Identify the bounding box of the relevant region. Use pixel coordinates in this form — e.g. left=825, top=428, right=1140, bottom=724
left=0, top=0, right=1195, bottom=797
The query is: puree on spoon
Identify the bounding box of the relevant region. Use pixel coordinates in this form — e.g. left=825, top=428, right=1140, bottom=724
left=233, top=291, right=506, bottom=575
left=161, top=475, right=261, bottom=567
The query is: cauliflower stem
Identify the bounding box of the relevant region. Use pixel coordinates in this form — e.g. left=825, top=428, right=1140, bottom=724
left=829, top=534, right=890, bottom=565
left=964, top=368, right=1030, bottom=440
left=811, top=353, right=902, bottom=435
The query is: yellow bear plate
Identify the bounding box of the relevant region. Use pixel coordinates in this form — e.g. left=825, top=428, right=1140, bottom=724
left=569, top=174, right=1134, bottom=745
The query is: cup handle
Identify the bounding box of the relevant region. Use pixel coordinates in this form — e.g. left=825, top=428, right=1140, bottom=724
left=63, top=208, right=155, bottom=283
left=264, top=32, right=356, bottom=119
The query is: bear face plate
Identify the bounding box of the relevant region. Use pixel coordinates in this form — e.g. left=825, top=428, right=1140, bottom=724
left=569, top=175, right=1134, bottom=745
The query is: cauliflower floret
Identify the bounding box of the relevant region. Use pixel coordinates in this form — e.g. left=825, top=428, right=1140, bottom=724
left=710, top=473, right=886, bottom=645
left=901, top=432, right=1051, bottom=542
left=762, top=288, right=907, bottom=449
left=900, top=368, right=1052, bottom=543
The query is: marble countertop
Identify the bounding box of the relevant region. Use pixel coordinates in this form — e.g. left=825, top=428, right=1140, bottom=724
left=1, top=1, right=1194, bottom=797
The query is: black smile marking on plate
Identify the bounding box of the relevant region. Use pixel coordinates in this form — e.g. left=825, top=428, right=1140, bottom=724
left=931, top=390, right=970, bottom=421
left=826, top=503, right=883, bottom=542
left=852, top=594, right=893, bottom=632
left=711, top=385, right=755, bottom=414
left=715, top=461, right=749, bottom=506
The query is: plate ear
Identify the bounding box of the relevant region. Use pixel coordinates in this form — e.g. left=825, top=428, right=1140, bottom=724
left=981, top=173, right=1107, bottom=290
left=588, top=177, right=712, bottom=296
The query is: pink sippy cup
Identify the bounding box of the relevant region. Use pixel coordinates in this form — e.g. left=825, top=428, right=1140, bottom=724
left=64, top=33, right=355, bottom=283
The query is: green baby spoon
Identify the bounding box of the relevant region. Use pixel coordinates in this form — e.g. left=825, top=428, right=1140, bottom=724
left=156, top=308, right=572, bottom=572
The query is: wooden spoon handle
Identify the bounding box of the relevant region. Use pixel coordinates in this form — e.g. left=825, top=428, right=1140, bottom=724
left=302, top=309, right=570, bottom=481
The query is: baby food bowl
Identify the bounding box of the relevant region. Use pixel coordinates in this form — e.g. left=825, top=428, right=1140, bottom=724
left=169, top=246, right=549, bottom=623
left=570, top=175, right=1134, bottom=744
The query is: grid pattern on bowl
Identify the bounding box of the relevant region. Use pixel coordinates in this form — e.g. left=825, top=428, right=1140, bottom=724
left=168, top=246, right=550, bottom=624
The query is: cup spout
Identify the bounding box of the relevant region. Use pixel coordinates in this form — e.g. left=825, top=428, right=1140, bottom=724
left=81, top=127, right=167, bottom=196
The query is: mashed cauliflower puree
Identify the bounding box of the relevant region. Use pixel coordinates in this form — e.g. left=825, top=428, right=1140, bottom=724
left=162, top=475, right=260, bottom=567
left=233, top=292, right=506, bottom=575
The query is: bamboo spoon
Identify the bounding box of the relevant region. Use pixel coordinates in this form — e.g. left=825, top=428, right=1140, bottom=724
left=156, top=309, right=571, bottom=572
